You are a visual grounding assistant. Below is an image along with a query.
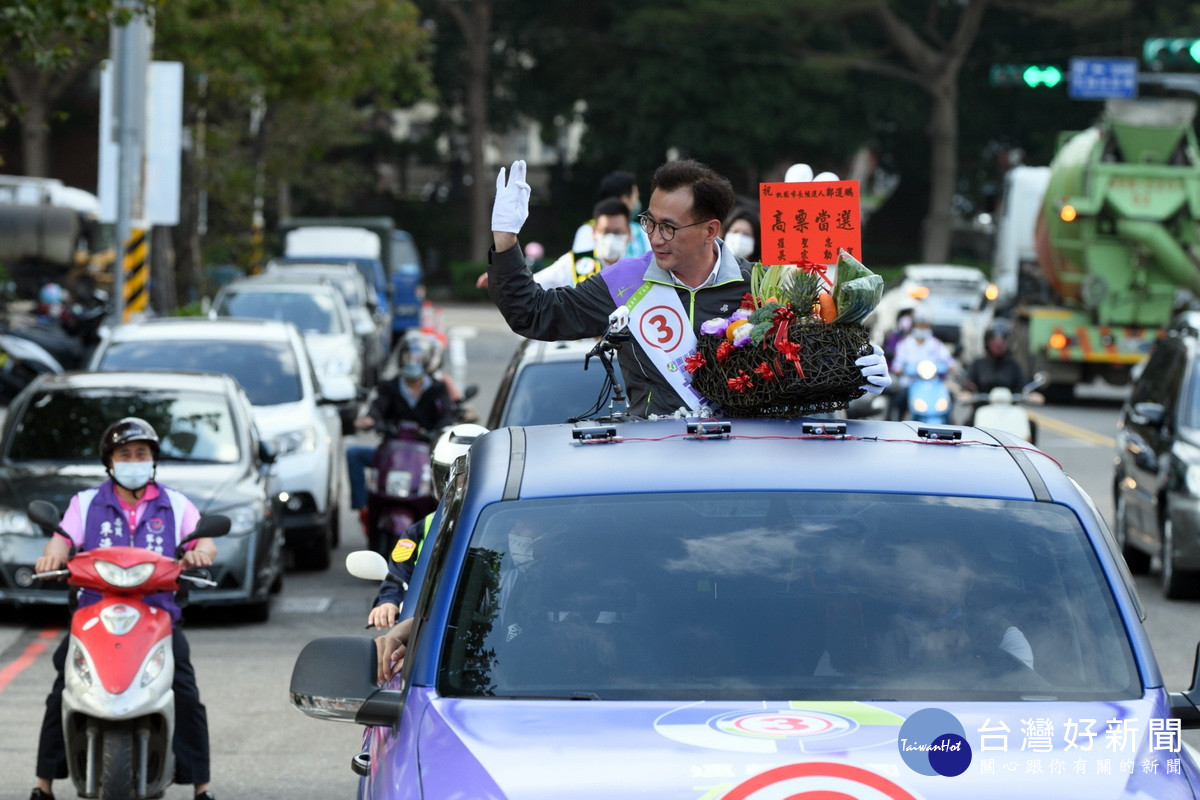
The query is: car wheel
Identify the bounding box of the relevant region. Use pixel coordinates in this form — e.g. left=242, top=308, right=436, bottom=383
left=1161, top=517, right=1199, bottom=600
left=1114, top=494, right=1151, bottom=574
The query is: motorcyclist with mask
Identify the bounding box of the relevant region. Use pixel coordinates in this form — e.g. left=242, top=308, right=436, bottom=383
left=889, top=309, right=955, bottom=419
left=476, top=197, right=633, bottom=290
left=30, top=417, right=217, bottom=800
left=958, top=319, right=1043, bottom=425
left=346, top=339, right=455, bottom=531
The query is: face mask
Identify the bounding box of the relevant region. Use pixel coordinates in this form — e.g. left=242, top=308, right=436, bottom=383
left=400, top=362, right=425, bottom=380
left=112, top=461, right=155, bottom=491
left=724, top=232, right=755, bottom=260
left=594, top=233, right=629, bottom=264
left=913, top=327, right=930, bottom=342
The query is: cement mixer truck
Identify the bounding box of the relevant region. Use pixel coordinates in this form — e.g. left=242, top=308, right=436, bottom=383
left=1007, top=98, right=1200, bottom=401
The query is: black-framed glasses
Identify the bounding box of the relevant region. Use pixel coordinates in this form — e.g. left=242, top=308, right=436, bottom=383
left=638, top=213, right=708, bottom=241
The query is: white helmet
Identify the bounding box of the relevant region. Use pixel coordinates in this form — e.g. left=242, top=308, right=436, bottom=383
left=431, top=423, right=488, bottom=498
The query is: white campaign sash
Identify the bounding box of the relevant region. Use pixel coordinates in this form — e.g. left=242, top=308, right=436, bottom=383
left=621, top=281, right=707, bottom=414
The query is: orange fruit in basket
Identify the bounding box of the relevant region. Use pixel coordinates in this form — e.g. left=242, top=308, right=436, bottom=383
left=726, top=319, right=748, bottom=341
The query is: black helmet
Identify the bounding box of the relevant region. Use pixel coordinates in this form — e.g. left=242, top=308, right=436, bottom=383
left=99, top=417, right=160, bottom=466
left=985, top=318, right=1012, bottom=346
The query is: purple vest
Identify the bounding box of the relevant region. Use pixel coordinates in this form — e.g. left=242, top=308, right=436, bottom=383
left=77, top=480, right=187, bottom=621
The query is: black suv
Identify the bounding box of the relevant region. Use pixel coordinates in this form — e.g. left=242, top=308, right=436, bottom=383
left=1113, top=311, right=1200, bottom=598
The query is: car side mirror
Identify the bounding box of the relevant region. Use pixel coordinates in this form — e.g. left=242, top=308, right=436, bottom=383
left=289, top=636, right=404, bottom=727
left=462, top=384, right=479, bottom=402
left=1170, top=642, right=1200, bottom=729
left=258, top=438, right=277, bottom=465
left=1133, top=402, right=1166, bottom=428
left=28, top=500, right=63, bottom=537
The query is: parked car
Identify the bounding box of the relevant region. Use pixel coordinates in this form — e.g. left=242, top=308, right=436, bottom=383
left=210, top=274, right=363, bottom=429
left=1114, top=311, right=1200, bottom=598
left=0, top=370, right=283, bottom=620
left=88, top=318, right=347, bottom=569
left=871, top=264, right=992, bottom=352
left=293, top=416, right=1200, bottom=798
left=487, top=338, right=626, bottom=428
left=265, top=258, right=392, bottom=385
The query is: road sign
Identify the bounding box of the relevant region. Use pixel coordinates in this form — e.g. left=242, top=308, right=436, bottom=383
left=1069, top=57, right=1138, bottom=100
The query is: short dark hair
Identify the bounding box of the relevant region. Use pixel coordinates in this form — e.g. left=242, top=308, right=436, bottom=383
left=652, top=159, right=735, bottom=225
left=597, top=170, right=637, bottom=201
left=592, top=197, right=630, bottom=220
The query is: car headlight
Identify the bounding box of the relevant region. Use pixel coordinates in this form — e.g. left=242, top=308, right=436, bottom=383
left=208, top=503, right=262, bottom=536
left=275, top=426, right=317, bottom=456
left=0, top=509, right=35, bottom=534
left=95, top=560, right=155, bottom=588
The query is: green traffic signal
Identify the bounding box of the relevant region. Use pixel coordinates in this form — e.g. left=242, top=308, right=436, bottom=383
left=1023, top=65, right=1063, bottom=88
left=989, top=63, right=1064, bottom=88
left=1143, top=37, right=1200, bottom=67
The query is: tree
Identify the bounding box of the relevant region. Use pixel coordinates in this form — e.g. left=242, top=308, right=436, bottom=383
left=153, top=0, right=433, bottom=279
left=0, top=0, right=134, bottom=176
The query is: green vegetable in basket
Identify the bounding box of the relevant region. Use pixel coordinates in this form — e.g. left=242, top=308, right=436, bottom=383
left=831, top=249, right=883, bottom=324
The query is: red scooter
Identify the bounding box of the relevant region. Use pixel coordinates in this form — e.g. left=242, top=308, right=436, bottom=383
left=29, top=500, right=230, bottom=800
left=363, top=421, right=438, bottom=557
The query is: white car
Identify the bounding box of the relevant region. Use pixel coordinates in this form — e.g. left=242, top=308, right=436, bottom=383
left=210, top=274, right=363, bottom=431
left=88, top=317, right=350, bottom=569
left=870, top=263, right=993, bottom=354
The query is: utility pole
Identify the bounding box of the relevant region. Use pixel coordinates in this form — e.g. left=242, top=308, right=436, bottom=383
left=110, top=0, right=151, bottom=324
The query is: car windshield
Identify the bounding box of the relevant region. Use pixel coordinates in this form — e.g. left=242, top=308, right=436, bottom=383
left=439, top=492, right=1138, bottom=702
left=217, top=289, right=344, bottom=335
left=97, top=339, right=304, bottom=406
left=499, top=360, right=623, bottom=426
left=269, top=268, right=365, bottom=308
left=7, top=388, right=241, bottom=463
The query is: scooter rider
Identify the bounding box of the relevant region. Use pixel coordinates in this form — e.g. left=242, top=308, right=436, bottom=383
left=958, top=319, right=1044, bottom=424
left=486, top=159, right=891, bottom=417
left=346, top=339, right=456, bottom=528
left=888, top=309, right=953, bottom=400
left=30, top=417, right=217, bottom=800
left=366, top=423, right=487, bottom=629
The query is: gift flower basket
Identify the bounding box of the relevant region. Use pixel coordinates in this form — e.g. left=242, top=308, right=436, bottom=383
left=687, top=250, right=884, bottom=417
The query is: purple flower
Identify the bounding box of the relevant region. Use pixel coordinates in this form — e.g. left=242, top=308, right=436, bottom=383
left=732, top=325, right=753, bottom=347
left=700, top=317, right=729, bottom=337
left=730, top=308, right=752, bottom=322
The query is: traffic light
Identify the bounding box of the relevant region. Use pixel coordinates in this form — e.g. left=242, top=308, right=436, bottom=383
left=1143, top=37, right=1200, bottom=68
left=989, top=64, right=1063, bottom=88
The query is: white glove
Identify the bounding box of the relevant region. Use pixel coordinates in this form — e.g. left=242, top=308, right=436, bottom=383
left=492, top=160, right=530, bottom=233
left=784, top=162, right=840, bottom=182
left=856, top=344, right=891, bottom=395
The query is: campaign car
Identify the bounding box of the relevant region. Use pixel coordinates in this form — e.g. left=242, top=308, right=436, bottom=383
left=0, top=371, right=284, bottom=621
left=291, top=416, right=1200, bottom=798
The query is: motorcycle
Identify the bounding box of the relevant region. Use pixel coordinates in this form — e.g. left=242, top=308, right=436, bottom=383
left=904, top=358, right=953, bottom=424
left=363, top=420, right=438, bottom=557
left=0, top=332, right=62, bottom=404
left=28, top=500, right=230, bottom=800
left=8, top=287, right=112, bottom=370
left=963, top=372, right=1047, bottom=444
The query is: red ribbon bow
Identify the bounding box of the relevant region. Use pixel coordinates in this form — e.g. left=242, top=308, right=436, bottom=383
left=798, top=258, right=833, bottom=289
left=684, top=352, right=707, bottom=374
left=770, top=306, right=805, bottom=378
left=727, top=371, right=753, bottom=393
